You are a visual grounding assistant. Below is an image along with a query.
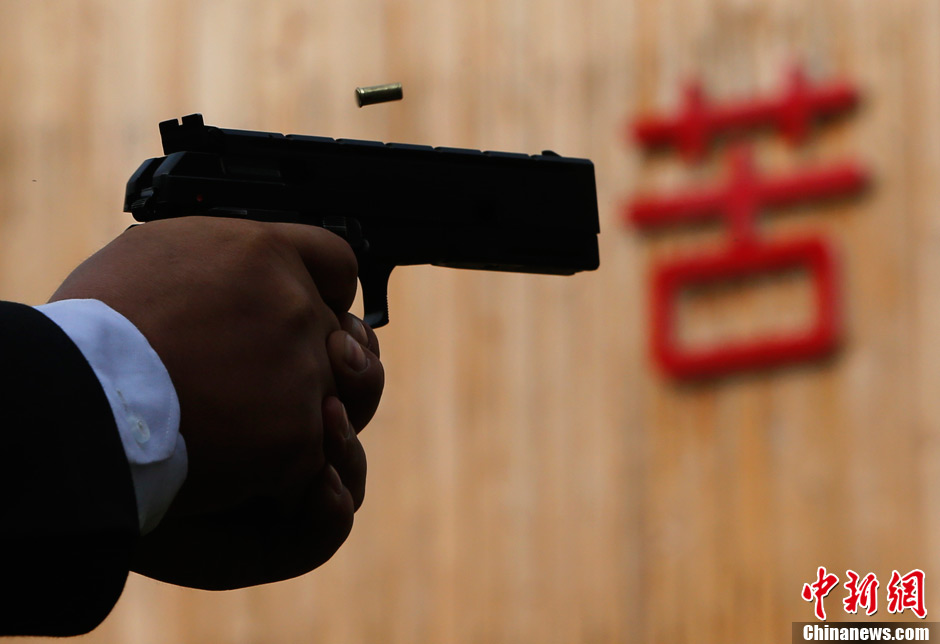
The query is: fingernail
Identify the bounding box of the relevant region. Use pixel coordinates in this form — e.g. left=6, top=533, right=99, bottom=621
left=345, top=333, right=369, bottom=372
left=349, top=316, right=369, bottom=345
left=343, top=402, right=357, bottom=439
left=326, top=465, right=345, bottom=496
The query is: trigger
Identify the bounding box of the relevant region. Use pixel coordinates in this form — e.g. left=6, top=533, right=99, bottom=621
left=359, top=262, right=394, bottom=328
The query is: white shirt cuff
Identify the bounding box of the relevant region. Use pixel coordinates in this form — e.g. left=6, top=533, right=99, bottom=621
left=35, top=299, right=186, bottom=535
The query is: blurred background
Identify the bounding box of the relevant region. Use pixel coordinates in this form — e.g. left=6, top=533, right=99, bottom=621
left=2, top=0, right=938, bottom=642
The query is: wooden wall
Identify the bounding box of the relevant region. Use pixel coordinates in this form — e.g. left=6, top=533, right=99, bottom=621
left=2, top=1, right=938, bottom=642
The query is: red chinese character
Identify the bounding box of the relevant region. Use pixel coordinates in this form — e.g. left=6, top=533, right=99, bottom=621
left=802, top=566, right=840, bottom=621
left=843, top=570, right=879, bottom=616
left=887, top=569, right=927, bottom=619
left=625, top=68, right=868, bottom=380
left=626, top=146, right=867, bottom=379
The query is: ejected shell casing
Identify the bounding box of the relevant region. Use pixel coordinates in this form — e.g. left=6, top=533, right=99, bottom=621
left=356, top=83, right=404, bottom=107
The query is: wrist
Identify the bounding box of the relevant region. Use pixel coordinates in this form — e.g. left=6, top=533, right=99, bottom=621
left=35, top=299, right=187, bottom=534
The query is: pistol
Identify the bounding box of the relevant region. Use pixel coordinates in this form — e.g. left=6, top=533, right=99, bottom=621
left=125, top=114, right=600, bottom=327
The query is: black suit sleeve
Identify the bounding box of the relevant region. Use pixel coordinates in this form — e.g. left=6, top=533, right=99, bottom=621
left=0, top=301, right=139, bottom=636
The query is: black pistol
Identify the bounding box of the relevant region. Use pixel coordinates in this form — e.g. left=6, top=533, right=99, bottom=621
left=125, top=114, right=600, bottom=327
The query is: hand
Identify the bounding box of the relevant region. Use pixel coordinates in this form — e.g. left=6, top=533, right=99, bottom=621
left=50, top=217, right=384, bottom=589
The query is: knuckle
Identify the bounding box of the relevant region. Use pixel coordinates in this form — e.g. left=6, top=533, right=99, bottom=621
left=229, top=220, right=300, bottom=268
left=240, top=221, right=285, bottom=260
left=281, top=283, right=320, bottom=331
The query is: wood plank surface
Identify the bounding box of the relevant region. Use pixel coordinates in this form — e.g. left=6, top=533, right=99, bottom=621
left=1, top=1, right=937, bottom=642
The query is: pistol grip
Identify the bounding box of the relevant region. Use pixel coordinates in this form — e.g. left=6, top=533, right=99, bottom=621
left=358, top=261, right=394, bottom=328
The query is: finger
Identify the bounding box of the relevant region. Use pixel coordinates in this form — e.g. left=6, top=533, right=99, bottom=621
left=271, top=223, right=359, bottom=312
left=339, top=312, right=381, bottom=358
left=312, top=464, right=355, bottom=528
left=132, top=472, right=355, bottom=591
left=326, top=330, right=385, bottom=431
left=322, top=396, right=367, bottom=510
